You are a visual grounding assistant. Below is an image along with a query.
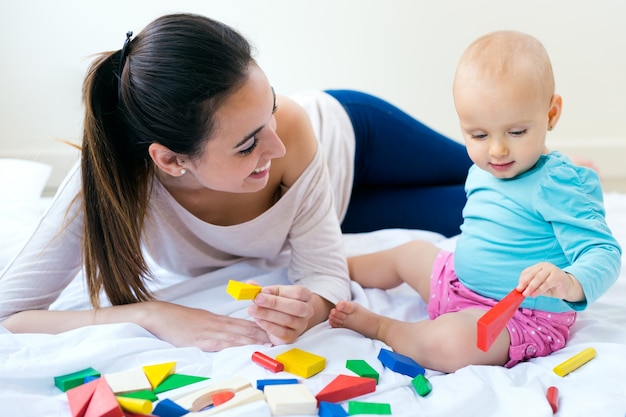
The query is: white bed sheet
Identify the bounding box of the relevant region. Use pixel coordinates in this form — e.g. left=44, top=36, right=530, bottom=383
left=1, top=160, right=625, bottom=417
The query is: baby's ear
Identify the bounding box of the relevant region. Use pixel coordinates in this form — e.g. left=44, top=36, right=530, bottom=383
left=547, top=94, right=563, bottom=131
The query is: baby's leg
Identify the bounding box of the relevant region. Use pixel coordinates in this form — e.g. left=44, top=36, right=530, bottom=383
left=330, top=302, right=510, bottom=373
left=348, top=240, right=439, bottom=302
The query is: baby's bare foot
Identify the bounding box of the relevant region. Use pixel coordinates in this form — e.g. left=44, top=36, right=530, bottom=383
left=329, top=300, right=381, bottom=339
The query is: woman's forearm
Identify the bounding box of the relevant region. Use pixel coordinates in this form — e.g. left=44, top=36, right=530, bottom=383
left=1, top=303, right=149, bottom=334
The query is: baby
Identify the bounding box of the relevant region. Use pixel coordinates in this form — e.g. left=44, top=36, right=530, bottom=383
left=329, top=30, right=621, bottom=373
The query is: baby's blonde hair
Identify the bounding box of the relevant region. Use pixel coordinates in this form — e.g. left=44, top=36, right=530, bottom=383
left=453, top=30, right=555, bottom=101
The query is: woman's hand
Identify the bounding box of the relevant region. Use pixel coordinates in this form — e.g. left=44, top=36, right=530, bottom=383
left=516, top=262, right=585, bottom=302
left=139, top=301, right=271, bottom=351
left=247, top=285, right=317, bottom=345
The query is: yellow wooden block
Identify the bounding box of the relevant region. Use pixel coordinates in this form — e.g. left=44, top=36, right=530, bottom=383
left=226, top=280, right=262, bottom=300
left=275, top=348, right=326, bottom=379
left=143, top=362, right=176, bottom=389
left=116, top=396, right=153, bottom=414
left=553, top=347, right=596, bottom=377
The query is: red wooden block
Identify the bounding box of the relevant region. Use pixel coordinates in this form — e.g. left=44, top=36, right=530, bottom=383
left=315, top=374, right=377, bottom=405
left=477, top=289, right=525, bottom=352
left=211, top=390, right=235, bottom=406
left=252, top=351, right=284, bottom=373
left=85, top=378, right=124, bottom=417
left=67, top=379, right=99, bottom=417
left=546, top=386, right=559, bottom=413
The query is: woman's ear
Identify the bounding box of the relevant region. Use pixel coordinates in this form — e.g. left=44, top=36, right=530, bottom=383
left=547, top=94, right=563, bottom=131
left=148, top=143, right=186, bottom=177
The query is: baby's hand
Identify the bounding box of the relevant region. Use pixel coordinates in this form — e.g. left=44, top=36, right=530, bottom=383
left=516, top=262, right=585, bottom=302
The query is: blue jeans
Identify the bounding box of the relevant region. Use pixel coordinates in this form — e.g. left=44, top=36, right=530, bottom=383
left=325, top=90, right=472, bottom=237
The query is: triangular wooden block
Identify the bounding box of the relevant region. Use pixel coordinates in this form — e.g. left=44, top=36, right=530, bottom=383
left=84, top=378, right=124, bottom=417
left=315, top=374, right=376, bottom=405
left=143, top=362, right=176, bottom=390
left=152, top=374, right=209, bottom=395
left=66, top=378, right=99, bottom=417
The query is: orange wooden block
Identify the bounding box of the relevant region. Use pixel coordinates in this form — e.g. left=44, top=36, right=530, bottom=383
left=477, top=289, right=525, bottom=352
left=315, top=374, right=377, bottom=405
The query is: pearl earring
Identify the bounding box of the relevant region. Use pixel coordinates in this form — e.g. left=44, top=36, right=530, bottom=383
left=180, top=168, right=186, bottom=175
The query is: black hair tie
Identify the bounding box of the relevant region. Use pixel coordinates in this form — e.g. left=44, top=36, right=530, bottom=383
left=117, top=31, right=133, bottom=99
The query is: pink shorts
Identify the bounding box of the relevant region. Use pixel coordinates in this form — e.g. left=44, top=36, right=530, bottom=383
left=427, top=251, right=577, bottom=368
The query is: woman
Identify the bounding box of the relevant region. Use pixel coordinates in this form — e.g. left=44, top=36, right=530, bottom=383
left=0, top=13, right=471, bottom=350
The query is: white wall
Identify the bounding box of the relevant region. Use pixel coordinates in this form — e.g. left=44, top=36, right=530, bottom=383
left=1, top=0, right=625, bottom=191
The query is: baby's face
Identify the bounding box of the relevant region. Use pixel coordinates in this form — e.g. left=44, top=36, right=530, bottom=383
left=454, top=77, right=552, bottom=179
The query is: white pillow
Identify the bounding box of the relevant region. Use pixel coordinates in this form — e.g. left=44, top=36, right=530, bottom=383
left=0, top=159, right=53, bottom=271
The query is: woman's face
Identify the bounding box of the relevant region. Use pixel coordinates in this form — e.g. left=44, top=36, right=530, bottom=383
left=186, top=63, right=286, bottom=193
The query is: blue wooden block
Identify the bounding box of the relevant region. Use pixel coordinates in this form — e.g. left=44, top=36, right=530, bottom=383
left=152, top=398, right=189, bottom=417
left=377, top=348, right=425, bottom=377
left=319, top=401, right=349, bottom=417
left=256, top=378, right=299, bottom=391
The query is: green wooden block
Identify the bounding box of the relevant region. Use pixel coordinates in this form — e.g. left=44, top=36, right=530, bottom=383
left=152, top=374, right=209, bottom=394
left=54, top=367, right=101, bottom=392
left=117, top=389, right=159, bottom=401
left=411, top=374, right=432, bottom=397
left=348, top=401, right=391, bottom=415
left=346, top=359, right=379, bottom=383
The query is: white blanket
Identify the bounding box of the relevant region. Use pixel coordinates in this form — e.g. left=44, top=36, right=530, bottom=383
left=1, top=159, right=625, bottom=417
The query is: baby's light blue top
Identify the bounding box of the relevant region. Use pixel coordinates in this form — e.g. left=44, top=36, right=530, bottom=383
left=454, top=152, right=622, bottom=312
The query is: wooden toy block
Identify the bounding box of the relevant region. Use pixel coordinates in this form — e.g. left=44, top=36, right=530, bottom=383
left=546, top=386, right=558, bottom=413
left=67, top=378, right=99, bottom=417
left=152, top=398, right=188, bottom=417
left=85, top=377, right=124, bottom=417
left=256, top=378, right=299, bottom=391
left=251, top=351, right=284, bottom=373
left=347, top=401, right=391, bottom=415
left=210, top=390, right=234, bottom=406
left=315, top=374, right=376, bottom=405
left=226, top=279, right=262, bottom=300
left=153, top=374, right=209, bottom=395
left=143, top=362, right=176, bottom=390
left=55, top=367, right=101, bottom=392
left=377, top=348, right=425, bottom=378
left=123, top=412, right=158, bottom=417
left=346, top=359, right=379, bottom=383
left=264, top=383, right=317, bottom=416
left=275, top=348, right=326, bottom=378
left=411, top=374, right=432, bottom=397
left=172, top=376, right=264, bottom=415
left=105, top=368, right=153, bottom=394
left=553, top=347, right=596, bottom=377
left=117, top=390, right=158, bottom=401
left=116, top=396, right=153, bottom=415
left=318, top=401, right=349, bottom=417
left=477, top=289, right=525, bottom=352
